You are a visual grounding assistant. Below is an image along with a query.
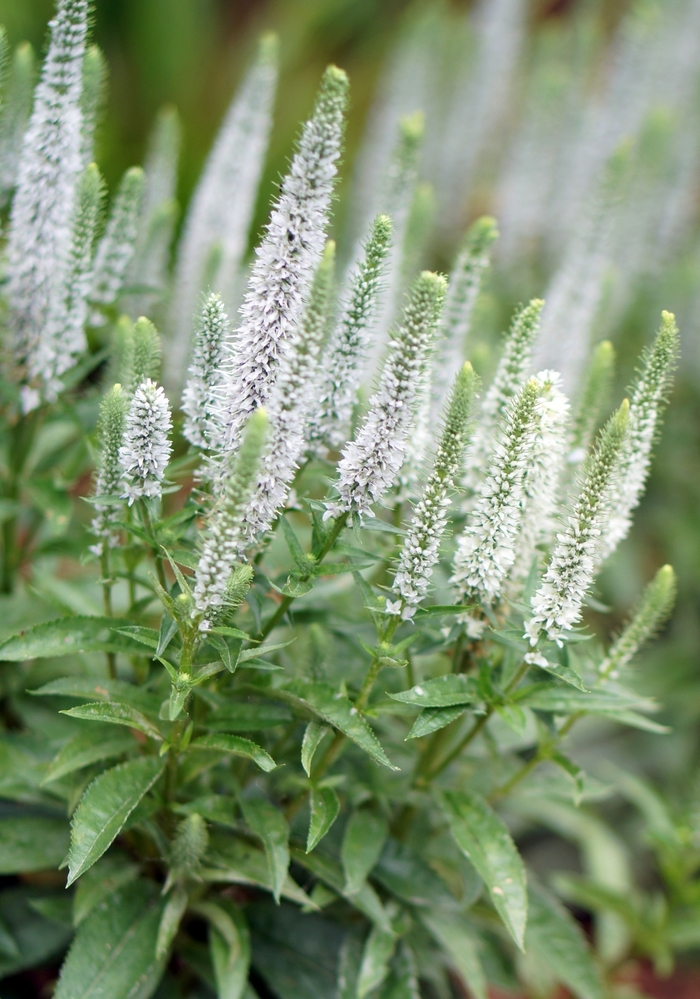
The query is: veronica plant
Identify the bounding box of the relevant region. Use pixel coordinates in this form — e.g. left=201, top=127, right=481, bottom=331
left=0, top=4, right=687, bottom=999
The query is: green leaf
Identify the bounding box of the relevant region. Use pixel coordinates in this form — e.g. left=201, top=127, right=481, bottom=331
left=0, top=887, right=73, bottom=979
left=72, top=854, right=140, bottom=925
left=61, top=701, right=163, bottom=741
left=550, top=750, right=585, bottom=805
left=442, top=791, right=527, bottom=949
left=43, top=727, right=136, bottom=783
left=156, top=885, right=188, bottom=959
left=357, top=922, right=396, bottom=999
left=406, top=705, right=466, bottom=739
left=389, top=675, right=478, bottom=708
left=380, top=943, right=420, bottom=999
left=341, top=810, right=388, bottom=894
left=203, top=838, right=312, bottom=909
left=209, top=899, right=250, bottom=999
left=209, top=625, right=251, bottom=640
left=284, top=680, right=398, bottom=770
left=113, top=625, right=159, bottom=649
left=307, top=786, right=340, bottom=852
left=421, top=910, right=487, bottom=999
left=374, top=838, right=457, bottom=909
left=191, top=734, right=276, bottom=772
left=337, top=927, right=364, bottom=999
left=292, top=847, right=392, bottom=933
left=204, top=702, right=292, bottom=732
left=67, top=756, right=165, bottom=885
left=237, top=639, right=294, bottom=664
left=54, top=881, right=166, bottom=999
left=301, top=720, right=328, bottom=777
left=0, top=913, right=20, bottom=959
left=241, top=799, right=290, bottom=903
left=30, top=676, right=161, bottom=713
left=0, top=616, right=147, bottom=660
left=516, top=684, right=655, bottom=715
left=280, top=516, right=315, bottom=573
left=525, top=884, right=604, bottom=999
left=0, top=816, right=69, bottom=874
left=495, top=703, right=529, bottom=737
left=533, top=658, right=588, bottom=690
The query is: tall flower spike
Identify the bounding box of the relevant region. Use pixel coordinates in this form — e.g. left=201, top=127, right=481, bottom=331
left=598, top=564, right=676, bottom=679
left=432, top=216, right=498, bottom=417
left=32, top=161, right=105, bottom=408
left=244, top=242, right=336, bottom=543
left=212, top=66, right=349, bottom=459
left=463, top=298, right=544, bottom=493
left=308, top=214, right=392, bottom=452
left=0, top=42, right=35, bottom=206
left=6, top=0, right=89, bottom=404
left=167, top=34, right=278, bottom=391
left=567, top=340, right=615, bottom=466
left=119, top=378, right=173, bottom=505
left=89, top=166, right=145, bottom=321
left=510, top=370, right=570, bottom=587
left=124, top=317, right=162, bottom=396
left=90, top=384, right=128, bottom=555
left=79, top=45, right=107, bottom=168
left=326, top=270, right=447, bottom=520
left=526, top=400, right=630, bottom=647
left=452, top=376, right=544, bottom=607
left=194, top=408, right=269, bottom=627
left=599, top=312, right=679, bottom=561
left=391, top=362, right=479, bottom=618
left=181, top=294, right=231, bottom=448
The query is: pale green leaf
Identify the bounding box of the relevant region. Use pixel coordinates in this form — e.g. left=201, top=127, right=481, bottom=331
left=380, top=942, right=420, bottom=999
left=421, top=910, right=487, bottom=999
left=307, top=786, right=340, bottom=853
left=389, top=675, right=478, bottom=708
left=0, top=816, right=68, bottom=874
left=67, top=756, right=165, bottom=885
left=31, top=676, right=161, bottom=713
left=357, top=922, right=396, bottom=999
left=204, top=702, right=291, bottom=732
left=406, top=705, right=467, bottom=739
left=241, top=799, right=289, bottom=904
left=209, top=899, right=250, bottom=999
left=301, top=720, right=328, bottom=777
left=341, top=810, right=388, bottom=894
left=190, top=734, right=276, bottom=772
left=0, top=616, right=147, bottom=660
left=156, top=886, right=188, bottom=959
left=61, top=701, right=163, bottom=741
left=525, top=884, right=604, bottom=999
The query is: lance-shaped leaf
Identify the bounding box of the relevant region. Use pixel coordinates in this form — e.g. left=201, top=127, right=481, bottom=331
left=284, top=679, right=398, bottom=770
left=43, top=727, right=136, bottom=783
left=341, top=810, right=388, bottom=894
left=208, top=899, right=250, bottom=999
left=67, top=756, right=165, bottom=885
left=374, top=838, right=457, bottom=910
left=307, top=786, right=340, bottom=853
left=407, top=705, right=467, bottom=740
left=156, top=885, right=188, bottom=960
left=72, top=854, right=140, bottom=925
left=442, top=791, right=527, bottom=949
left=0, top=616, right=148, bottom=661
left=61, top=702, right=163, bottom=741
left=54, top=881, right=166, bottom=999
left=30, top=676, right=161, bottom=713
left=525, top=884, right=604, bottom=999
left=241, top=798, right=289, bottom=903
left=0, top=817, right=69, bottom=874
left=190, top=734, right=276, bottom=772
left=421, top=910, right=488, bottom=999
left=389, top=675, right=478, bottom=709
left=201, top=837, right=312, bottom=908
left=301, top=720, right=328, bottom=777
left=292, top=847, right=392, bottom=933
left=357, top=921, right=396, bottom=999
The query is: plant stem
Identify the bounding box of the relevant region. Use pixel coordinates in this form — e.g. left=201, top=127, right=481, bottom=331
left=101, top=547, right=117, bottom=679
left=488, top=710, right=583, bottom=801
left=139, top=499, right=167, bottom=590
left=0, top=409, right=41, bottom=594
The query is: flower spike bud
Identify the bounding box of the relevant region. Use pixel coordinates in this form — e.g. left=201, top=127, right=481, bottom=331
left=526, top=399, right=630, bottom=646
left=600, top=312, right=679, bottom=561
left=433, top=216, right=498, bottom=413
left=510, top=370, right=570, bottom=587
left=79, top=45, right=107, bottom=168
left=326, top=270, right=447, bottom=520
left=463, top=299, right=544, bottom=491
left=244, top=241, right=336, bottom=541
left=6, top=0, right=89, bottom=404
left=452, top=376, right=544, bottom=606
left=119, top=378, right=173, bottom=505
left=194, top=408, right=269, bottom=626
left=0, top=42, right=36, bottom=206
left=167, top=34, right=278, bottom=390
left=213, top=65, right=349, bottom=459
left=89, top=166, right=145, bottom=318
left=599, top=565, right=676, bottom=679
left=567, top=340, right=615, bottom=466
left=182, top=293, right=231, bottom=448
left=90, top=383, right=128, bottom=555
left=308, top=214, right=393, bottom=452
left=125, top=317, right=162, bottom=395
left=392, top=362, right=479, bottom=618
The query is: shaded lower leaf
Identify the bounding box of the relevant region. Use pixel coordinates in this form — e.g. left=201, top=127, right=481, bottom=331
left=307, top=786, right=340, bottom=853
left=337, top=926, right=364, bottom=999
left=191, top=733, right=276, bottom=772
left=54, top=880, right=166, bottom=999
left=202, top=837, right=313, bottom=908
left=301, top=720, right=328, bottom=777
left=374, top=838, right=457, bottom=909
left=357, top=922, right=396, bottom=999
left=31, top=676, right=161, bottom=714
left=380, top=942, right=420, bottom=999
left=208, top=899, right=250, bottom=999
left=525, top=884, right=604, bottom=999
left=407, top=705, right=467, bottom=739
left=0, top=886, right=73, bottom=979
left=73, top=853, right=140, bottom=925
left=43, top=727, right=137, bottom=784
left=292, top=847, right=392, bottom=933
left=156, top=885, right=188, bottom=959
left=421, top=910, right=487, bottom=999
left=0, top=816, right=69, bottom=874
left=241, top=799, right=290, bottom=904
left=341, top=809, right=388, bottom=894
left=67, top=755, right=165, bottom=885
left=442, top=791, right=527, bottom=950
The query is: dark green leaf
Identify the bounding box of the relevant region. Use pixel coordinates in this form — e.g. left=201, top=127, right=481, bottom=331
left=421, top=910, right=487, bottom=999
left=341, top=810, right=388, bottom=894
left=0, top=616, right=147, bottom=660
left=73, top=854, right=140, bottom=925
left=0, top=816, right=69, bottom=874
left=357, top=922, right=396, bottom=999
left=374, top=838, right=457, bottom=909
left=156, top=885, right=188, bottom=959
left=242, top=799, right=290, bottom=904
left=525, top=884, right=604, bottom=999
left=0, top=887, right=73, bottom=979
left=67, top=756, right=165, bottom=885
left=61, top=701, right=163, bottom=741
left=43, top=727, right=136, bottom=783
left=407, top=705, right=467, bottom=739
left=203, top=837, right=312, bottom=908
left=307, top=786, right=340, bottom=852
left=209, top=898, right=250, bottom=999
left=54, top=881, right=166, bottom=999
left=292, top=848, right=392, bottom=932
left=30, top=676, right=161, bottom=714
left=517, top=684, right=656, bottom=715
left=389, top=675, right=478, bottom=708
left=191, top=734, right=276, bottom=772
left=442, top=791, right=527, bottom=949
left=113, top=625, right=159, bottom=649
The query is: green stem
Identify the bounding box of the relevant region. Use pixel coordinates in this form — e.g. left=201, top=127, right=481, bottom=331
left=139, top=499, right=167, bottom=590
left=488, top=710, right=583, bottom=801
left=0, top=409, right=42, bottom=594
left=101, top=547, right=117, bottom=679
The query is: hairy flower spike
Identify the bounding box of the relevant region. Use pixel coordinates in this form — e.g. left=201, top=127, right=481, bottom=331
left=0, top=42, right=35, bottom=206
left=124, top=317, right=162, bottom=396
left=90, top=383, right=128, bottom=555
left=392, top=362, right=479, bottom=617
left=526, top=400, right=630, bottom=646
left=89, top=166, right=145, bottom=318
left=600, top=312, right=679, bottom=560
left=119, top=378, right=173, bottom=504
left=6, top=0, right=89, bottom=406
left=453, top=376, right=544, bottom=605
left=79, top=45, right=107, bottom=168
left=599, top=564, right=677, bottom=679
left=308, top=215, right=393, bottom=452
left=326, top=270, right=447, bottom=519
left=194, top=408, right=269, bottom=625
left=182, top=294, right=231, bottom=448
left=168, top=34, right=278, bottom=389
left=213, top=65, right=348, bottom=458
left=245, top=242, right=336, bottom=541
left=568, top=340, right=616, bottom=466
